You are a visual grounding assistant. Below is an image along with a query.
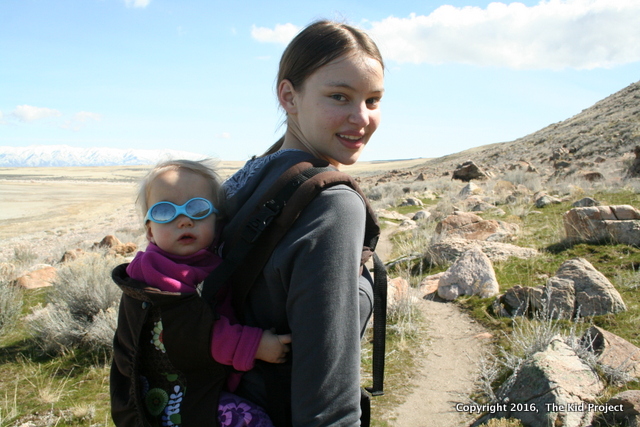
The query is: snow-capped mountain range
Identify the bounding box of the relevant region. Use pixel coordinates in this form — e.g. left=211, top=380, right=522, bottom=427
left=0, top=145, right=210, bottom=167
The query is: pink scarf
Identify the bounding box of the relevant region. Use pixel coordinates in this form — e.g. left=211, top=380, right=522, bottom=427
left=126, top=242, right=221, bottom=293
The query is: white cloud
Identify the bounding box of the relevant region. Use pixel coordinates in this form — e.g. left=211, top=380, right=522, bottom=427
left=368, top=0, right=640, bottom=70
left=251, top=23, right=300, bottom=45
left=124, top=0, right=150, bottom=8
left=216, top=132, right=231, bottom=139
left=12, top=105, right=62, bottom=122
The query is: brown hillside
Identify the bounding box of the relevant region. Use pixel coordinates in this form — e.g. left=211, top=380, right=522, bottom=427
left=367, top=80, right=640, bottom=184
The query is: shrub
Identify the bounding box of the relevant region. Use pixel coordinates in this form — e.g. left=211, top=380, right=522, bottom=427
left=0, top=279, right=23, bottom=337
left=27, top=254, right=122, bottom=355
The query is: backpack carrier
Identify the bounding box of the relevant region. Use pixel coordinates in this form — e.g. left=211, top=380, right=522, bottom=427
left=201, top=159, right=388, bottom=427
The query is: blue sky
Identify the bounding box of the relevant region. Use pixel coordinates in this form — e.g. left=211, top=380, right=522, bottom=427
left=2, top=0, right=640, bottom=161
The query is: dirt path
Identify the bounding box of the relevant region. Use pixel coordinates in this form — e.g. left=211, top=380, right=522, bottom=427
left=377, top=228, right=491, bottom=427
left=391, top=296, right=490, bottom=426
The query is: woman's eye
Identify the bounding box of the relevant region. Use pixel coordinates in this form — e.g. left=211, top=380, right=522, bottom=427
left=331, top=94, right=347, bottom=101
left=366, top=97, right=381, bottom=107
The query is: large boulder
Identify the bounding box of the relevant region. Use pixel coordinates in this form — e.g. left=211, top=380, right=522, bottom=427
left=582, top=326, right=640, bottom=381
left=563, top=205, right=640, bottom=245
left=425, top=238, right=538, bottom=265
left=452, top=160, right=490, bottom=182
left=493, top=258, right=627, bottom=319
left=550, top=258, right=626, bottom=318
left=437, top=246, right=499, bottom=300
left=434, top=211, right=519, bottom=243
left=476, top=337, right=604, bottom=427
left=14, top=266, right=57, bottom=289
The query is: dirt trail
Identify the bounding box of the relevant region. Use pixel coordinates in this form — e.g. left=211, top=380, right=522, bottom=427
left=377, top=228, right=490, bottom=427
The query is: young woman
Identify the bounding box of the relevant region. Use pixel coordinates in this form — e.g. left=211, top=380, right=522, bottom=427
left=220, top=20, right=384, bottom=426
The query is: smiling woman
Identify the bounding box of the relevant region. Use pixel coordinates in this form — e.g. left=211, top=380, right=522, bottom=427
left=220, top=20, right=386, bottom=427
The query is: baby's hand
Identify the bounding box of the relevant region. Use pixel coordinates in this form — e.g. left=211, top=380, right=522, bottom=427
left=255, top=330, right=291, bottom=364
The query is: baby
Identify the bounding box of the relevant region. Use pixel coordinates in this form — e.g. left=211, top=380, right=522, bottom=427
left=111, top=159, right=287, bottom=427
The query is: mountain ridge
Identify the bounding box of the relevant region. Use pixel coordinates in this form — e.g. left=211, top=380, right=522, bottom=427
left=0, top=145, right=208, bottom=167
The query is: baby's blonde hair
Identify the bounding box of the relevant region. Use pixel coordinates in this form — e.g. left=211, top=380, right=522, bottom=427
left=136, top=158, right=222, bottom=222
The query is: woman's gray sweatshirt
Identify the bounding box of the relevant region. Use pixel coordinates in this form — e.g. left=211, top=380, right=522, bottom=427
left=221, top=150, right=373, bottom=427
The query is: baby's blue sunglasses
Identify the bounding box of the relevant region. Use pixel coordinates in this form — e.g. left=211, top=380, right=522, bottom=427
left=145, top=198, right=219, bottom=224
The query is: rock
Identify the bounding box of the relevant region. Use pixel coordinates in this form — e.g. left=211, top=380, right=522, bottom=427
left=535, top=193, right=562, bottom=208
left=398, top=219, right=417, bottom=231
left=554, top=160, right=572, bottom=169
left=508, top=160, right=538, bottom=173
left=599, top=390, right=640, bottom=427
left=458, top=182, right=483, bottom=199
left=583, top=171, right=604, bottom=182
left=14, top=266, right=57, bottom=289
left=437, top=247, right=499, bottom=300
left=376, top=209, right=411, bottom=221
left=563, top=205, right=640, bottom=245
left=452, top=160, right=490, bottom=182
left=59, top=248, right=85, bottom=263
left=94, top=235, right=122, bottom=249
left=399, top=197, right=423, bottom=207
left=627, top=146, right=640, bottom=178
left=425, top=238, right=538, bottom=265
left=412, top=210, right=431, bottom=221
left=545, top=277, right=576, bottom=319
left=415, top=172, right=426, bottom=181
left=481, top=337, right=604, bottom=427
left=111, top=242, right=137, bottom=257
left=387, top=277, right=410, bottom=306
left=572, top=197, right=600, bottom=208
left=434, top=211, right=519, bottom=243
left=581, top=326, right=640, bottom=381
left=419, top=272, right=444, bottom=297
left=492, top=285, right=544, bottom=317
left=470, top=201, right=497, bottom=212
left=549, top=258, right=626, bottom=318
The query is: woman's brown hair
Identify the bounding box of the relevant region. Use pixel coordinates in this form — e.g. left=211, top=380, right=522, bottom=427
left=262, top=20, right=384, bottom=156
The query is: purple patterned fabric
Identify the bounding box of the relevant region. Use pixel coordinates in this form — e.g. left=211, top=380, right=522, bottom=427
left=218, top=392, right=274, bottom=427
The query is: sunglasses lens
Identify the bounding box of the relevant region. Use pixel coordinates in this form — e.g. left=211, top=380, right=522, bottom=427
left=186, top=199, right=212, bottom=219
left=150, top=203, right=177, bottom=223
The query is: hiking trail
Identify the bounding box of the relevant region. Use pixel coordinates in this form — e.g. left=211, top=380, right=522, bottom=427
left=376, top=228, right=491, bottom=427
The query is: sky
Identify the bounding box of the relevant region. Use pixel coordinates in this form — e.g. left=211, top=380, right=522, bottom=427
left=2, top=0, right=640, bottom=162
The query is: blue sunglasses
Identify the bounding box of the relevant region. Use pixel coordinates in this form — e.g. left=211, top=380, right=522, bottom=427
left=145, top=197, right=219, bottom=224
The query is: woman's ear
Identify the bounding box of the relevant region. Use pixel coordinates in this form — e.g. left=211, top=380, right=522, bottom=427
left=278, top=79, right=298, bottom=115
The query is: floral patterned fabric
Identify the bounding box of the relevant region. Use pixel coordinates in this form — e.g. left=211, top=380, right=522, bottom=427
left=218, top=392, right=274, bottom=427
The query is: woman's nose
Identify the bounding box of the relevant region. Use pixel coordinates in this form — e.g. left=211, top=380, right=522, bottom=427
left=349, top=102, right=370, bottom=127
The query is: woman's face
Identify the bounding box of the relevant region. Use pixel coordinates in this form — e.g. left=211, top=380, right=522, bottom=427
left=280, top=54, right=384, bottom=167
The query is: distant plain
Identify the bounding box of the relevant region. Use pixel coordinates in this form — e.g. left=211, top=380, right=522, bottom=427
left=0, top=159, right=426, bottom=261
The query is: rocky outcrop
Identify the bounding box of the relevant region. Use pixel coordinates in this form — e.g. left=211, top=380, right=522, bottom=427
left=486, top=337, right=604, bottom=427
left=14, top=266, right=57, bottom=289
left=493, top=258, right=626, bottom=319
left=425, top=238, right=538, bottom=265
left=582, top=326, right=640, bottom=381
left=452, top=161, right=490, bottom=182
left=437, top=247, right=499, bottom=301
left=434, top=212, right=519, bottom=243
left=549, top=257, right=626, bottom=318
left=563, top=205, right=640, bottom=245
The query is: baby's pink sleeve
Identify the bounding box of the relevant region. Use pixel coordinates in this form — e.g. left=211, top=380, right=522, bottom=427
left=211, top=314, right=263, bottom=372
